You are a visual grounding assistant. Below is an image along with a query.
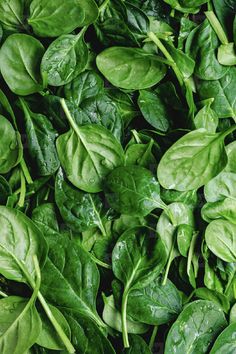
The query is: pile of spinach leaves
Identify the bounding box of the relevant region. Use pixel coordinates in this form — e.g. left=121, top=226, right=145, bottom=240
left=0, top=0, right=235, bottom=353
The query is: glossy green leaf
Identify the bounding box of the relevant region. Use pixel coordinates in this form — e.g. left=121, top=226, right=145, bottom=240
left=205, top=219, right=236, bottom=262
left=28, top=0, right=99, bottom=37
left=157, top=127, right=235, bottom=191
left=0, top=34, right=44, bottom=95
left=0, top=115, right=22, bottom=174
left=210, top=322, right=236, bottom=353
left=41, top=31, right=88, bottom=86
left=204, top=172, right=236, bottom=202
left=105, top=165, right=165, bottom=217
left=164, top=300, right=227, bottom=354
left=96, top=47, right=166, bottom=90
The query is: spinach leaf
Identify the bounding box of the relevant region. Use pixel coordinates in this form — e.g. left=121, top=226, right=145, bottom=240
left=225, top=141, right=236, bottom=172
left=55, top=168, right=107, bottom=235
left=210, top=322, right=236, bottom=353
left=56, top=99, right=124, bottom=193
left=138, top=90, right=170, bottom=132
left=112, top=226, right=167, bottom=347
left=0, top=206, right=48, bottom=283
left=204, top=172, right=236, bottom=202
left=96, top=47, right=166, bottom=90
left=64, top=70, right=104, bottom=106
left=0, top=115, right=22, bottom=174
left=197, top=67, right=236, bottom=119
left=79, top=93, right=123, bottom=140
left=186, top=20, right=229, bottom=80
left=0, top=175, right=11, bottom=204
left=102, top=295, right=149, bottom=334
left=165, top=300, right=227, bottom=354
left=28, top=0, right=99, bottom=37
left=205, top=219, right=236, bottom=262
left=157, top=126, right=236, bottom=191
left=40, top=231, right=105, bottom=328
left=62, top=311, right=116, bottom=354
left=105, top=165, right=165, bottom=217
left=0, top=34, right=45, bottom=95
left=0, top=295, right=41, bottom=354
left=123, top=334, right=152, bottom=354
left=125, top=140, right=156, bottom=169
left=194, top=99, right=219, bottom=133
left=127, top=277, right=182, bottom=325
left=0, top=0, right=27, bottom=32
left=36, top=305, right=71, bottom=350
left=19, top=99, right=59, bottom=176
left=201, top=198, right=236, bottom=224
left=41, top=29, right=88, bottom=87
left=131, top=0, right=170, bottom=20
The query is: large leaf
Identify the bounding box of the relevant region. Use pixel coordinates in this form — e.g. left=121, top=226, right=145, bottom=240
left=205, top=219, right=236, bottom=262
left=19, top=99, right=59, bottom=176
left=40, top=231, right=104, bottom=328
left=197, top=67, right=236, bottom=119
left=0, top=34, right=44, bottom=95
left=96, top=47, right=166, bottom=90
left=0, top=0, right=27, bottom=31
left=105, top=165, right=165, bottom=217
left=0, top=206, right=48, bottom=282
left=55, top=168, right=107, bottom=234
left=28, top=0, right=99, bottom=37
left=0, top=115, right=22, bottom=174
left=56, top=100, right=124, bottom=193
left=164, top=300, right=227, bottom=354
left=127, top=277, right=182, bottom=325
left=157, top=127, right=235, bottom=191
left=210, top=322, right=236, bottom=353
left=41, top=31, right=88, bottom=86
left=0, top=295, right=41, bottom=354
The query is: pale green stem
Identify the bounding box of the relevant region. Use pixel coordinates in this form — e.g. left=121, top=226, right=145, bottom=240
left=149, top=326, right=158, bottom=350
left=205, top=11, right=228, bottom=45
left=18, top=171, right=26, bottom=207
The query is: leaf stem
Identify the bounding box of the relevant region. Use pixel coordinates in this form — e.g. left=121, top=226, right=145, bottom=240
left=20, top=158, right=33, bottom=185
left=149, top=326, right=158, bottom=350
left=205, top=11, right=228, bottom=45
left=99, top=0, right=110, bottom=13
left=162, top=235, right=176, bottom=286
left=17, top=171, right=26, bottom=208
left=121, top=288, right=130, bottom=348
left=90, top=253, right=112, bottom=269
left=0, top=290, right=8, bottom=298
left=147, top=32, right=184, bottom=87
left=61, top=98, right=79, bottom=133
left=187, top=232, right=198, bottom=276
left=36, top=292, right=75, bottom=353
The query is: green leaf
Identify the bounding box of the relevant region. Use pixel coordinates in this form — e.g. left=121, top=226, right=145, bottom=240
left=138, top=90, right=170, bottom=132
left=56, top=100, right=124, bottom=193
left=218, top=43, right=236, bottom=66
left=0, top=0, right=27, bottom=32
left=41, top=30, right=88, bottom=86
left=102, top=295, right=149, bottom=334
left=19, top=99, right=59, bottom=176
left=0, top=115, right=22, bottom=174
left=123, top=334, right=152, bottom=354
left=197, top=67, right=236, bottom=119
left=96, top=47, right=166, bottom=90
left=205, top=219, right=236, bottom=262
left=105, top=165, right=165, bottom=217
left=201, top=198, right=236, bottom=223
left=36, top=305, right=71, bottom=350
left=63, top=311, right=116, bottom=354
left=0, top=34, right=45, bottom=95
left=194, top=100, right=218, bottom=133
left=112, top=226, right=167, bottom=290
left=0, top=176, right=11, bottom=204
left=64, top=70, right=104, bottom=106
left=186, top=20, right=229, bottom=80
left=0, top=206, right=48, bottom=283
left=127, top=277, right=182, bottom=325
left=40, top=231, right=104, bottom=328
left=0, top=295, right=41, bottom=354
left=157, top=127, right=235, bottom=191
left=165, top=300, right=227, bottom=354
left=28, top=0, right=99, bottom=37
left=210, top=322, right=236, bottom=353
left=55, top=168, right=107, bottom=234
left=204, top=172, right=236, bottom=202
left=194, top=288, right=230, bottom=313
